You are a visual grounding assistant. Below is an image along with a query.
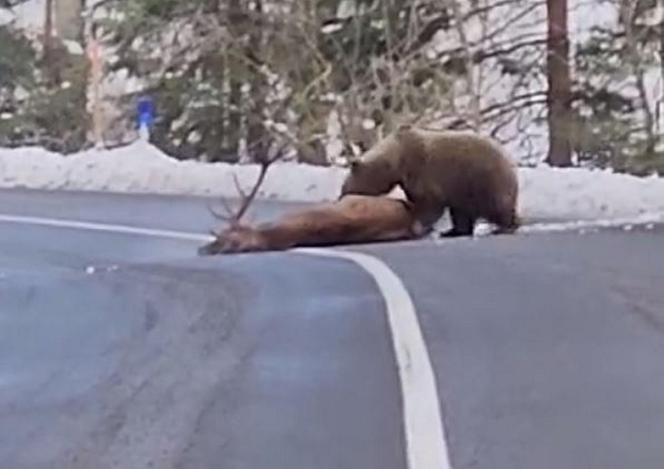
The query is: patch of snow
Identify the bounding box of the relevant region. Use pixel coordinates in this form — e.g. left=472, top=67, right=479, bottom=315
left=569, top=0, right=616, bottom=44
left=336, top=0, right=358, bottom=19
left=10, top=0, right=44, bottom=32
left=321, top=23, right=343, bottom=34
left=362, top=119, right=376, bottom=130
left=520, top=212, right=664, bottom=234
left=518, top=166, right=664, bottom=221
left=0, top=141, right=348, bottom=202
left=63, top=39, right=84, bottom=55
left=2, top=141, right=664, bottom=228
left=0, top=8, right=15, bottom=26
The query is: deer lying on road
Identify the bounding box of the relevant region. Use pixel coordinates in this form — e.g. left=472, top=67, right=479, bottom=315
left=198, top=195, right=429, bottom=255
left=198, top=144, right=429, bottom=256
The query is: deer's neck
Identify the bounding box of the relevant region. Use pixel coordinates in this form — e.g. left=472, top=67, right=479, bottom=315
left=254, top=222, right=299, bottom=250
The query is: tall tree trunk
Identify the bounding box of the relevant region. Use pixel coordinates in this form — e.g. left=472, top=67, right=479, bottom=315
left=203, top=52, right=227, bottom=162
left=197, top=0, right=231, bottom=162
left=660, top=0, right=664, bottom=87
left=545, top=0, right=572, bottom=166
left=246, top=0, right=268, bottom=161
left=223, top=0, right=243, bottom=162
left=659, top=3, right=664, bottom=136
left=43, top=0, right=55, bottom=84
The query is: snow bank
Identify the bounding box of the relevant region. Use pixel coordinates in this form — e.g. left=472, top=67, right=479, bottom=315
left=3, top=0, right=45, bottom=32
left=2, top=141, right=664, bottom=226
left=0, top=141, right=348, bottom=202
left=519, top=166, right=664, bottom=222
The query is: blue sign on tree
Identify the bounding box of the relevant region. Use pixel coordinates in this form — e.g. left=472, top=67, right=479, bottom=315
left=136, top=95, right=155, bottom=140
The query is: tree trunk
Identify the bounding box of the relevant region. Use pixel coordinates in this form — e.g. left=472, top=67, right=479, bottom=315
left=246, top=0, right=268, bottom=162
left=545, top=0, right=572, bottom=166
left=660, top=2, right=664, bottom=90
left=223, top=0, right=243, bottom=162
left=43, top=0, right=55, bottom=83
left=659, top=6, right=663, bottom=136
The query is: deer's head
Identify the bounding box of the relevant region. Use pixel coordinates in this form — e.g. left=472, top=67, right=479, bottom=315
left=198, top=224, right=266, bottom=256
left=199, top=140, right=288, bottom=256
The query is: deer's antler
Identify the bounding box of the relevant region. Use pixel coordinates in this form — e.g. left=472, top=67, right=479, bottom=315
left=207, top=140, right=289, bottom=228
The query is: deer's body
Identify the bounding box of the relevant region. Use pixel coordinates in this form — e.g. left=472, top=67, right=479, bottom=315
left=199, top=195, right=428, bottom=255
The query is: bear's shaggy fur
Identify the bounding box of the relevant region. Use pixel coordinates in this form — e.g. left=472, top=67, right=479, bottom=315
left=340, top=125, right=520, bottom=236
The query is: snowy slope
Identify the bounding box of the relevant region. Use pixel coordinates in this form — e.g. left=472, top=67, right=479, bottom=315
left=0, top=0, right=40, bottom=29
left=2, top=141, right=664, bottom=228
left=0, top=141, right=348, bottom=202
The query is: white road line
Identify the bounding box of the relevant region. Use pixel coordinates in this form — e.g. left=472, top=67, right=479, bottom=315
left=0, top=213, right=452, bottom=469
left=298, top=248, right=452, bottom=469
left=0, top=214, right=212, bottom=242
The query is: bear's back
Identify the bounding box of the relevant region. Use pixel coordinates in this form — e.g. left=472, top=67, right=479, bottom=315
left=406, top=128, right=510, bottom=168
left=397, top=127, right=518, bottom=209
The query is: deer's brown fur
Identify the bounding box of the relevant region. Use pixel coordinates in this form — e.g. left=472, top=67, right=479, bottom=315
left=198, top=195, right=428, bottom=255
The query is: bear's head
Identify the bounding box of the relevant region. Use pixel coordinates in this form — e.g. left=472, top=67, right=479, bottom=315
left=340, top=159, right=398, bottom=197
left=339, top=133, right=403, bottom=198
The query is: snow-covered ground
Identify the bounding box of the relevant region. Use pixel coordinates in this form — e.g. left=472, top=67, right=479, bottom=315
left=1, top=141, right=664, bottom=231
left=0, top=141, right=347, bottom=201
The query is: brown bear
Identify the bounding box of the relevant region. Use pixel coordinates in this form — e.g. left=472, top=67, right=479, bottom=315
left=340, top=125, right=520, bottom=237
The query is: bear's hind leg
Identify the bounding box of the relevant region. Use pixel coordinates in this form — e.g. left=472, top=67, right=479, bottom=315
left=440, top=207, right=476, bottom=237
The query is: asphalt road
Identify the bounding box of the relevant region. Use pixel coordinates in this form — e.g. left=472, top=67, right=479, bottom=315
left=2, top=187, right=664, bottom=469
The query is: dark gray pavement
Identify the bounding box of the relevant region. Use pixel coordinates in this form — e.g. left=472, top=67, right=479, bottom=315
left=0, top=187, right=307, bottom=234
left=1, top=187, right=664, bottom=469
left=361, top=228, right=664, bottom=469
left=0, top=223, right=405, bottom=469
